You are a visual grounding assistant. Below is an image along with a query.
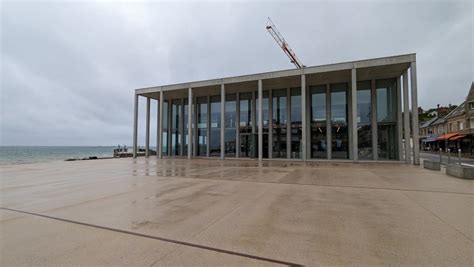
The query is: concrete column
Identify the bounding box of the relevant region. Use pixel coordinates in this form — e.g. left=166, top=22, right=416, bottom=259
left=268, top=89, right=273, bottom=159
left=403, top=70, right=410, bottom=163
left=286, top=88, right=291, bottom=159
left=396, top=77, right=403, bottom=161
left=371, top=80, right=378, bottom=160
left=236, top=93, right=240, bottom=158
left=258, top=80, right=263, bottom=161
left=351, top=68, right=358, bottom=163
left=188, top=88, right=193, bottom=159
left=145, top=97, right=151, bottom=157
left=133, top=94, right=139, bottom=158
left=158, top=91, right=163, bottom=158
left=207, top=95, right=210, bottom=157
left=156, top=98, right=160, bottom=158
left=220, top=84, right=225, bottom=159
left=411, top=61, right=420, bottom=165
left=301, top=74, right=307, bottom=161
left=326, top=84, right=332, bottom=160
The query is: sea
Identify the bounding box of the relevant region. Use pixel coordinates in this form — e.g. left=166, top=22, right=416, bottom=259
left=0, top=146, right=116, bottom=165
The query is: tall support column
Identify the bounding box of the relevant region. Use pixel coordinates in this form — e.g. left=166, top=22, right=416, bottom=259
left=268, top=90, right=273, bottom=159
left=301, top=74, right=307, bottom=161
left=145, top=97, right=151, bottom=157
left=188, top=88, right=193, bottom=159
left=371, top=80, right=378, bottom=160
left=258, top=80, right=263, bottom=161
left=220, top=84, right=225, bottom=159
left=403, top=70, right=410, bottom=163
left=351, top=68, right=358, bottom=163
left=286, top=88, right=291, bottom=159
left=236, top=93, right=240, bottom=158
left=411, top=62, right=420, bottom=165
left=396, top=77, right=403, bottom=161
left=326, top=84, right=332, bottom=160
left=158, top=91, right=163, bottom=158
left=133, top=94, right=139, bottom=158
left=156, top=98, right=160, bottom=158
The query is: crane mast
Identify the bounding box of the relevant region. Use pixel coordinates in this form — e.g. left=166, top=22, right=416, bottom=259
left=265, top=17, right=305, bottom=69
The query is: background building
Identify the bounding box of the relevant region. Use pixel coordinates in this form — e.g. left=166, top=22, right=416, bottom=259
left=133, top=54, right=420, bottom=164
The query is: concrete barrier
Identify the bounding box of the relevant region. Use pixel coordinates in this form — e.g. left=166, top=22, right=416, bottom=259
left=446, top=164, right=474, bottom=180
left=423, top=160, right=441, bottom=171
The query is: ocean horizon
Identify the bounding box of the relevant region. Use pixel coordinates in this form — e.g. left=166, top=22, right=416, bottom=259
left=0, top=146, right=120, bottom=165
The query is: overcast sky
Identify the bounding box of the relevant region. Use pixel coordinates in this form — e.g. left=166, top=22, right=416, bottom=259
left=1, top=0, right=472, bottom=146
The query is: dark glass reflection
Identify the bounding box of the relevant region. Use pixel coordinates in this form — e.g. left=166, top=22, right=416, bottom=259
left=310, top=85, right=327, bottom=158
left=239, top=92, right=253, bottom=157
left=377, top=79, right=398, bottom=160
left=331, top=83, right=348, bottom=159
left=225, top=94, right=236, bottom=157
left=357, top=81, right=372, bottom=159
left=196, top=97, right=208, bottom=156
left=162, top=100, right=169, bottom=156
left=290, top=88, right=302, bottom=158
left=272, top=89, right=287, bottom=158
left=183, top=99, right=189, bottom=155
left=171, top=99, right=182, bottom=156
left=209, top=95, right=221, bottom=157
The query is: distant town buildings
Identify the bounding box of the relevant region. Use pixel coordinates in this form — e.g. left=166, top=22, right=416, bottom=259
left=419, top=82, right=474, bottom=155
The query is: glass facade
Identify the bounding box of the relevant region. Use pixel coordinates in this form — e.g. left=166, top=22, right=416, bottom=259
left=357, top=81, right=372, bottom=159
left=225, top=94, right=237, bottom=157
left=196, top=96, right=208, bottom=156
left=171, top=99, right=182, bottom=156
left=290, top=88, right=302, bottom=158
left=331, top=83, right=349, bottom=159
left=272, top=89, right=287, bottom=158
left=239, top=92, right=253, bottom=157
left=209, top=95, right=221, bottom=157
left=153, top=78, right=401, bottom=162
left=377, top=79, right=398, bottom=160
left=310, top=85, right=327, bottom=159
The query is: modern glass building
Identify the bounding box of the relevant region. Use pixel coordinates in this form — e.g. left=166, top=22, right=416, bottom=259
left=133, top=54, right=420, bottom=164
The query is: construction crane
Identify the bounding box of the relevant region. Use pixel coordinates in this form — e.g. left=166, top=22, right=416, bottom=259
left=266, top=17, right=305, bottom=69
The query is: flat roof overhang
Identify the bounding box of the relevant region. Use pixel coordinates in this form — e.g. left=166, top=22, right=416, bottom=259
left=136, top=53, right=415, bottom=99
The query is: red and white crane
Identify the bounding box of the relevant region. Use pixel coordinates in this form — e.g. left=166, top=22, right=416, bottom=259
left=266, top=17, right=305, bottom=69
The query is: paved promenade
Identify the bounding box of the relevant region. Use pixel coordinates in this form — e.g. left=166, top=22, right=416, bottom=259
left=1, top=158, right=473, bottom=266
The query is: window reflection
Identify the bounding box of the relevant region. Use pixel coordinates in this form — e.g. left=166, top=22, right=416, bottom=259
left=310, top=85, right=327, bottom=158
left=209, top=95, right=221, bottom=157
left=225, top=94, right=236, bottom=157
left=290, top=88, right=302, bottom=158
left=272, top=89, right=287, bottom=158
left=357, top=81, right=372, bottom=159
left=331, top=83, right=349, bottom=159
left=196, top=96, right=208, bottom=156
left=376, top=79, right=398, bottom=160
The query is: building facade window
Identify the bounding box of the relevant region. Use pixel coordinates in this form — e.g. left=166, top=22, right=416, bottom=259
left=239, top=92, right=253, bottom=157
left=224, top=94, right=237, bottom=157
left=196, top=96, right=208, bottom=156
left=331, top=83, right=349, bottom=159
left=272, top=89, right=287, bottom=158
left=357, top=81, right=372, bottom=159
left=310, top=85, right=327, bottom=159
left=209, top=95, right=221, bottom=157
left=162, top=100, right=169, bottom=156
left=171, top=99, right=182, bottom=156
left=290, top=88, right=302, bottom=158
left=470, top=102, right=474, bottom=109
left=376, top=79, right=398, bottom=160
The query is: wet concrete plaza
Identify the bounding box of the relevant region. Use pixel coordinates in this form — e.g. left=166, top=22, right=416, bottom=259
left=1, top=158, right=473, bottom=266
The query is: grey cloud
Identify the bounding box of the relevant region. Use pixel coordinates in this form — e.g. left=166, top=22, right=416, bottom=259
left=1, top=0, right=472, bottom=146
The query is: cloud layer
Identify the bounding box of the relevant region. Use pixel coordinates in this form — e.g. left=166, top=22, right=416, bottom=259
left=1, top=1, right=472, bottom=145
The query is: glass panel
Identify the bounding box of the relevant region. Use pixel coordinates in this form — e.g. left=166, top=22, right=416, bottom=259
left=272, top=89, right=287, bottom=158
left=197, top=96, right=208, bottom=156
left=256, top=90, right=270, bottom=158
left=183, top=99, right=188, bottom=155
left=331, top=83, right=348, bottom=159
left=377, top=79, right=398, bottom=160
left=239, top=92, right=253, bottom=157
left=171, top=99, right=182, bottom=156
left=357, top=81, right=372, bottom=159
left=162, top=100, right=169, bottom=156
left=310, top=85, right=327, bottom=158
left=290, top=88, right=302, bottom=159
left=209, top=95, right=221, bottom=157
left=225, top=94, right=236, bottom=157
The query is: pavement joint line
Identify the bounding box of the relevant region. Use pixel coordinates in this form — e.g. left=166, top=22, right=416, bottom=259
left=145, top=173, right=474, bottom=196
left=400, top=192, right=474, bottom=243
left=0, top=207, right=304, bottom=267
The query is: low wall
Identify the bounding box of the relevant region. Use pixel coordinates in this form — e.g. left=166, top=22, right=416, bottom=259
left=423, top=160, right=441, bottom=171
left=446, top=164, right=474, bottom=180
